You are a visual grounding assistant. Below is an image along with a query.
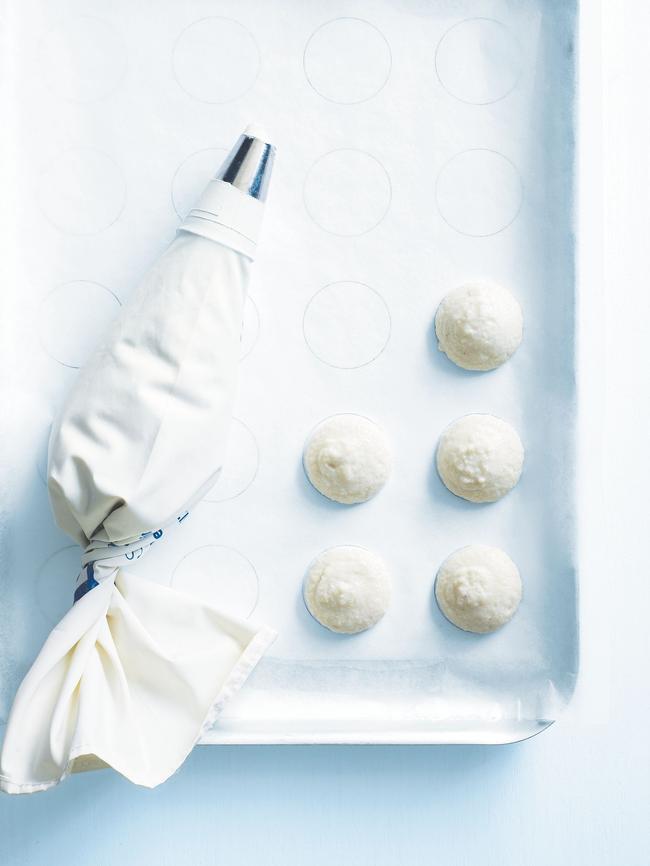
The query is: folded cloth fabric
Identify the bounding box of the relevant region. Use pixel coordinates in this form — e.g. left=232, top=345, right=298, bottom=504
left=0, top=128, right=277, bottom=793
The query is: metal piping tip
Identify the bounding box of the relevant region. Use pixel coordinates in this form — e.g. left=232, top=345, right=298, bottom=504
left=215, top=125, right=275, bottom=202
left=180, top=125, right=276, bottom=258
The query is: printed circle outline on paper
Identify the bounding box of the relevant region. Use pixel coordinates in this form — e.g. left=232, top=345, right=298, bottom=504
left=35, top=545, right=80, bottom=625
left=435, top=148, right=523, bottom=237
left=171, top=146, right=229, bottom=218
left=303, top=149, right=392, bottom=237
left=435, top=17, right=522, bottom=106
left=303, top=281, right=392, bottom=370
left=38, top=281, right=121, bottom=369
left=38, top=147, right=127, bottom=235
left=303, top=17, right=392, bottom=105
left=171, top=545, right=259, bottom=618
left=39, top=14, right=128, bottom=103
left=204, top=418, right=259, bottom=503
left=172, top=17, right=261, bottom=104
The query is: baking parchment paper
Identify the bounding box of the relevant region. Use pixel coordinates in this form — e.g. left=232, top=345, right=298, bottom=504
left=0, top=0, right=578, bottom=740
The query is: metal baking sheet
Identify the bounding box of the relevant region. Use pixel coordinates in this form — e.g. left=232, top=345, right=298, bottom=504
left=0, top=0, right=579, bottom=744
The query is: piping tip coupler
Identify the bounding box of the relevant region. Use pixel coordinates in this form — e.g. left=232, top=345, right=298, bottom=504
left=180, top=125, right=276, bottom=260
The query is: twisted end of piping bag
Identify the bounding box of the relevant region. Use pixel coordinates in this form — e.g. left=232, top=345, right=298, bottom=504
left=180, top=123, right=276, bottom=260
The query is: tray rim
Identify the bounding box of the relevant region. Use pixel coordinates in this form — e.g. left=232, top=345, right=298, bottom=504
left=199, top=719, right=555, bottom=745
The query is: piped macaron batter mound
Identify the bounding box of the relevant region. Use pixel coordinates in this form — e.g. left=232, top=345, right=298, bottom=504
left=303, top=414, right=392, bottom=505
left=435, top=544, right=522, bottom=633
left=436, top=413, right=524, bottom=503
left=435, top=281, right=523, bottom=371
left=303, top=546, right=392, bottom=634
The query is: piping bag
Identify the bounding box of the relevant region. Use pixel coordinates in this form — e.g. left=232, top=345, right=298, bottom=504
left=0, top=125, right=277, bottom=793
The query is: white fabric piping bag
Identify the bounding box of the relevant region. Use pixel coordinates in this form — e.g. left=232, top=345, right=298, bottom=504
left=0, top=125, right=277, bottom=793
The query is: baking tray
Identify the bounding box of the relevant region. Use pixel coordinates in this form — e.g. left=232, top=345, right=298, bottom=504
left=0, top=0, right=583, bottom=745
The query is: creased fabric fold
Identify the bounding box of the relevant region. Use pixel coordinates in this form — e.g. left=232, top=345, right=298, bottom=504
left=0, top=572, right=276, bottom=792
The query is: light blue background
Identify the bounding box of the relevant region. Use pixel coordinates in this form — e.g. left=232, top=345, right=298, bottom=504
left=0, top=716, right=647, bottom=865
left=1, top=4, right=648, bottom=864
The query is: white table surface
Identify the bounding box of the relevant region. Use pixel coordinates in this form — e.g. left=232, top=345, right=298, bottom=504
left=0, top=3, right=648, bottom=864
